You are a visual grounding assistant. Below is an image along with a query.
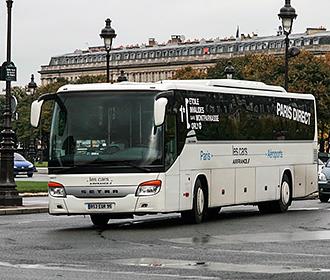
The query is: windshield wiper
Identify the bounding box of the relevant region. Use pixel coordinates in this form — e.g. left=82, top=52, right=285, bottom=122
left=73, top=159, right=152, bottom=172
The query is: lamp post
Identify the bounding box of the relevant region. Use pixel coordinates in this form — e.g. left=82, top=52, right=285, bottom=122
left=0, top=0, right=22, bottom=206
left=100, top=18, right=117, bottom=83
left=27, top=74, right=37, bottom=163
left=224, top=61, right=235, bottom=79
left=278, top=0, right=297, bottom=91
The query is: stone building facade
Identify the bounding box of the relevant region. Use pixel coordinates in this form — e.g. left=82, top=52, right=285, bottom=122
left=39, top=28, right=330, bottom=85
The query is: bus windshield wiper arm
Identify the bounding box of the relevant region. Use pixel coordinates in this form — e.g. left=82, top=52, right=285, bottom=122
left=109, top=160, right=151, bottom=172
left=73, top=159, right=151, bottom=172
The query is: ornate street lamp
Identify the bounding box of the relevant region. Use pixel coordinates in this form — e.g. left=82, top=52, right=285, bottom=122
left=27, top=74, right=37, bottom=163
left=117, top=70, right=128, bottom=82
left=0, top=0, right=22, bottom=206
left=224, top=61, right=235, bottom=79
left=278, top=0, right=297, bottom=91
left=27, top=74, right=37, bottom=95
left=100, top=18, right=117, bottom=83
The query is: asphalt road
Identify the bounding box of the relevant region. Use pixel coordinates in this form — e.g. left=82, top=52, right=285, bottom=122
left=1, top=199, right=330, bottom=280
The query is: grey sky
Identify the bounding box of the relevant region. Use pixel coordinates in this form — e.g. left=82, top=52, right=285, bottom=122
left=0, top=0, right=329, bottom=86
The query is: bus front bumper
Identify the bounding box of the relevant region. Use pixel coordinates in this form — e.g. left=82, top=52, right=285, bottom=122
left=49, top=194, right=164, bottom=215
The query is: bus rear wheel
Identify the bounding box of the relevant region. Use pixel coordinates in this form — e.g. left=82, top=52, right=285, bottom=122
left=90, top=214, right=110, bottom=227
left=258, top=174, right=291, bottom=214
left=181, top=179, right=207, bottom=224
left=319, top=193, right=329, bottom=203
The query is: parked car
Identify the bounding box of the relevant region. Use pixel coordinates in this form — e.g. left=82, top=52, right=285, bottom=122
left=318, top=159, right=325, bottom=174
left=14, top=152, right=35, bottom=177
left=318, top=159, right=330, bottom=202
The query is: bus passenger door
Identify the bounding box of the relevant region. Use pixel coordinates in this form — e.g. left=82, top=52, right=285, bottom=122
left=164, top=113, right=180, bottom=211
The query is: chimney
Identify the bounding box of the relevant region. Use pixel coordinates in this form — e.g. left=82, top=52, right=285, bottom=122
left=148, top=38, right=156, bottom=46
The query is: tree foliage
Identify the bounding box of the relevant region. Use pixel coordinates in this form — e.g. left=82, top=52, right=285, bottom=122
left=172, top=66, right=207, bottom=80
left=6, top=74, right=108, bottom=156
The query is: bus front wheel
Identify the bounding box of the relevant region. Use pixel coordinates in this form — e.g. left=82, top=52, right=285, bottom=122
left=90, top=214, right=110, bottom=227
left=181, top=179, right=207, bottom=224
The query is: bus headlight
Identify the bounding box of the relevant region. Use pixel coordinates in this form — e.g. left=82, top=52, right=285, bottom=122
left=48, top=182, right=66, bottom=198
left=136, top=180, right=161, bottom=196
left=319, top=173, right=327, bottom=182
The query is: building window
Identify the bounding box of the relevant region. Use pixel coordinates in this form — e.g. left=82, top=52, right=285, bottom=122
left=149, top=52, right=155, bottom=58
left=136, top=53, right=142, bottom=59
left=182, top=49, right=188, bottom=56
left=196, top=48, right=202, bottom=55
left=189, top=48, right=195, bottom=55
left=162, top=50, right=168, bottom=57
left=143, top=52, right=148, bottom=59
left=304, top=39, right=311, bottom=46
left=130, top=53, right=136, bottom=59
left=217, top=46, right=224, bottom=53
left=295, top=40, right=302, bottom=47
left=124, top=53, right=129, bottom=60
left=228, top=45, right=234, bottom=52
left=313, top=38, right=320, bottom=45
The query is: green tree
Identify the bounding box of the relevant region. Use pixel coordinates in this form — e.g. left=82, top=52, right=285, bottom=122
left=172, top=66, right=207, bottom=80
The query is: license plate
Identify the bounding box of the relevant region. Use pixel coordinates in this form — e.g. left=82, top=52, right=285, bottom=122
left=86, top=203, right=115, bottom=210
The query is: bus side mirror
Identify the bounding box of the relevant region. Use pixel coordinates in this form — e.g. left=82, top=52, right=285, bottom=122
left=154, top=97, right=168, bottom=127
left=30, top=99, right=44, bottom=127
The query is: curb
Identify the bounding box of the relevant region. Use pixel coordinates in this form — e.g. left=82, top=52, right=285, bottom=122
left=36, top=167, right=48, bottom=174
left=20, top=192, right=48, bottom=197
left=0, top=207, right=48, bottom=215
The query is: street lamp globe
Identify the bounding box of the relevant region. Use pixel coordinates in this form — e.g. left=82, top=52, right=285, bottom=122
left=100, top=18, right=117, bottom=51
left=224, top=61, right=235, bottom=79
left=278, top=0, right=297, bottom=35
left=27, top=74, right=37, bottom=95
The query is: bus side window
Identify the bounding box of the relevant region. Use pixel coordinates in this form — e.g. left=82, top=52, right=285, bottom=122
left=164, top=114, right=177, bottom=168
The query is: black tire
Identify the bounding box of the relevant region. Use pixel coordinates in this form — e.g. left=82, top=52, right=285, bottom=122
left=90, top=214, right=110, bottom=227
left=258, top=202, right=274, bottom=214
left=258, top=174, right=291, bottom=214
left=207, top=207, right=221, bottom=220
left=181, top=179, right=207, bottom=224
left=319, top=193, right=329, bottom=203
left=27, top=173, right=33, bottom=178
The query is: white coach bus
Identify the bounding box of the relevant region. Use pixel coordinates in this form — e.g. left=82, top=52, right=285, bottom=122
left=30, top=79, right=318, bottom=226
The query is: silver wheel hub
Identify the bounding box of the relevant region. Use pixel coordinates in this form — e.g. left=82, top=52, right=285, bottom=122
left=281, top=181, right=290, bottom=205
left=196, top=188, right=205, bottom=215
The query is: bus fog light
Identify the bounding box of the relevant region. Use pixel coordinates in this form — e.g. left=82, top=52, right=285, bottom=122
left=136, top=180, right=161, bottom=196
left=48, top=182, right=66, bottom=198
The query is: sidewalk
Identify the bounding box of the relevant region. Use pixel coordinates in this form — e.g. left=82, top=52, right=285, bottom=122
left=0, top=196, right=48, bottom=215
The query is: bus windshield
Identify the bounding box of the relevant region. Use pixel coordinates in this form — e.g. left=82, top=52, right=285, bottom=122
left=49, top=91, right=163, bottom=172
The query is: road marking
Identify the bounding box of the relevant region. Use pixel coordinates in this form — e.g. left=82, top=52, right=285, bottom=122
left=290, top=207, right=320, bottom=211
left=112, top=258, right=330, bottom=274
left=0, top=261, right=217, bottom=279
left=165, top=230, right=330, bottom=245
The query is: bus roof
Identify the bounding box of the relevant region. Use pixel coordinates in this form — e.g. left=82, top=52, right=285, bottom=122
left=57, top=79, right=315, bottom=100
